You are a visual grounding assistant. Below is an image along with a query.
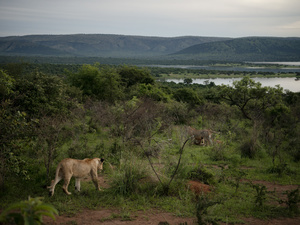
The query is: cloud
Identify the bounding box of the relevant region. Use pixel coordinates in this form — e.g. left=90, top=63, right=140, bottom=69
left=0, top=0, right=299, bottom=37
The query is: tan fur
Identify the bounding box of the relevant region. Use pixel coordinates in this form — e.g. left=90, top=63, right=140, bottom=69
left=47, top=157, right=104, bottom=196
left=186, top=126, right=214, bottom=146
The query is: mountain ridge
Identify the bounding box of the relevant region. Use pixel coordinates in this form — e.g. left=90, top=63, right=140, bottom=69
left=0, top=34, right=229, bottom=57
left=171, top=37, right=300, bottom=61
left=0, top=34, right=299, bottom=61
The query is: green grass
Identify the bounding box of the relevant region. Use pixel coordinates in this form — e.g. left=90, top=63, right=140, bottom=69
left=1, top=126, right=299, bottom=224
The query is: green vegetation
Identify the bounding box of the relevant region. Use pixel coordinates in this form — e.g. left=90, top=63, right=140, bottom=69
left=0, top=197, right=58, bottom=225
left=0, top=62, right=299, bottom=224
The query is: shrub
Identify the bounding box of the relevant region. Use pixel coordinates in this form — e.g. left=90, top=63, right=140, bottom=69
left=195, top=195, right=221, bottom=225
left=208, top=145, right=226, bottom=161
left=251, top=183, right=267, bottom=207
left=285, top=188, right=299, bottom=215
left=0, top=197, right=58, bottom=225
left=240, top=138, right=260, bottom=158
left=187, top=165, right=215, bottom=185
left=109, top=159, right=147, bottom=196
left=266, top=163, right=293, bottom=176
left=165, top=100, right=196, bottom=125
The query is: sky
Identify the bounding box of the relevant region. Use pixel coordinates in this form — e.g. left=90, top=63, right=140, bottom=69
left=0, top=0, right=300, bottom=38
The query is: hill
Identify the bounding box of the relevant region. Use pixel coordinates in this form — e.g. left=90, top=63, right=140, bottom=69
left=171, top=37, right=300, bottom=61
left=0, top=34, right=229, bottom=58
left=0, top=35, right=299, bottom=61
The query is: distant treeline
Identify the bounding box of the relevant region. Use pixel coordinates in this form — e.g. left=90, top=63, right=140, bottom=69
left=0, top=55, right=246, bottom=65
left=0, top=61, right=281, bottom=80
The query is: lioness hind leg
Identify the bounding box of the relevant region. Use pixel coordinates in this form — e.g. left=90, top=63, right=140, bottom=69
left=47, top=177, right=62, bottom=197
left=62, top=176, right=72, bottom=195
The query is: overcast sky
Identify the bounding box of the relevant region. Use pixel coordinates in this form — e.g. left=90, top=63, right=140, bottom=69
left=0, top=0, right=300, bottom=37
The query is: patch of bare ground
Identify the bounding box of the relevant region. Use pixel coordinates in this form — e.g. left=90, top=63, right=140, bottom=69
left=43, top=209, right=197, bottom=225
left=220, top=217, right=300, bottom=225
left=43, top=209, right=300, bottom=225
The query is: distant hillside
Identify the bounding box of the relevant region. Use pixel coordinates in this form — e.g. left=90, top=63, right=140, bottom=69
left=1, top=35, right=299, bottom=61
left=0, top=34, right=229, bottom=58
left=172, top=37, right=300, bottom=61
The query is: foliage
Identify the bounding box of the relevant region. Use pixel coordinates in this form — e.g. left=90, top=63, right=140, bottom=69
left=67, top=64, right=124, bottom=102
left=184, top=78, right=193, bottom=85
left=0, top=197, right=58, bottom=225
left=284, top=188, right=299, bottom=215
left=134, top=83, right=170, bottom=102
left=0, top=62, right=299, bottom=224
left=109, top=158, right=147, bottom=196
left=118, top=65, right=154, bottom=87
left=219, top=76, right=286, bottom=121
left=0, top=70, right=33, bottom=186
left=186, top=165, right=215, bottom=185
left=251, top=183, right=267, bottom=207
left=195, top=195, right=221, bottom=225
left=0, top=69, right=15, bottom=98
left=14, top=71, right=74, bottom=117
left=164, top=100, right=196, bottom=124
left=276, top=188, right=300, bottom=216
left=173, top=88, right=203, bottom=106
left=240, top=138, right=261, bottom=159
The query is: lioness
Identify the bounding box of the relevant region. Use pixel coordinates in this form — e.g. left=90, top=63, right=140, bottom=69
left=47, top=157, right=104, bottom=196
left=186, top=126, right=214, bottom=146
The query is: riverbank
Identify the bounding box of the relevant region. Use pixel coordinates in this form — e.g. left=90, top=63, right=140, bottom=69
left=157, top=72, right=297, bottom=79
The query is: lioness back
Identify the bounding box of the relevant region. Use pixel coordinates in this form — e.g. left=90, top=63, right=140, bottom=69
left=60, top=158, right=99, bottom=178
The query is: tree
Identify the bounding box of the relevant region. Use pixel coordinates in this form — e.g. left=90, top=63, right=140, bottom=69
left=118, top=65, right=154, bottom=88
left=0, top=69, right=15, bottom=99
left=14, top=71, right=74, bottom=117
left=0, top=70, right=32, bottom=187
left=219, top=77, right=286, bottom=121
left=184, top=78, right=193, bottom=85
left=36, top=115, right=68, bottom=181
left=173, top=88, right=203, bottom=106
left=219, top=77, right=290, bottom=159
left=67, top=64, right=124, bottom=103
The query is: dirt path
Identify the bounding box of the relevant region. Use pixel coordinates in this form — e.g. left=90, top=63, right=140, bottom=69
left=43, top=209, right=196, bottom=225
left=43, top=209, right=300, bottom=225
left=43, top=176, right=299, bottom=225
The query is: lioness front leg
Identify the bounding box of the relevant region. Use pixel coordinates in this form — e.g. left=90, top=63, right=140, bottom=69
left=91, top=171, right=101, bottom=191
left=92, top=178, right=101, bottom=191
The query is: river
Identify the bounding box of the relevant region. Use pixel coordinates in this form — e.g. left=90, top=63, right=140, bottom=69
left=149, top=64, right=300, bottom=73
left=165, top=77, right=300, bottom=92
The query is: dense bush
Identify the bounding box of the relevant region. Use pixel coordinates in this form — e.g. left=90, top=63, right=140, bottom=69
left=1, top=63, right=299, bottom=223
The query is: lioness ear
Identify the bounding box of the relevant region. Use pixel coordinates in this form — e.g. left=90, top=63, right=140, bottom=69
left=100, top=158, right=104, bottom=162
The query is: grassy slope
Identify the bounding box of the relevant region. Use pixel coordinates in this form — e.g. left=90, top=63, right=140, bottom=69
left=1, top=125, right=299, bottom=223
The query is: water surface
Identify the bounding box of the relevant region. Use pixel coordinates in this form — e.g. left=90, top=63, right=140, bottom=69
left=166, top=77, right=300, bottom=92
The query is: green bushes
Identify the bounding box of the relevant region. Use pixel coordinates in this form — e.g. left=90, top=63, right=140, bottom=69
left=185, top=165, right=215, bottom=185
left=240, top=138, right=261, bottom=159
left=0, top=197, right=58, bottom=225
left=109, top=158, right=148, bottom=196
left=1, top=63, right=300, bottom=224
